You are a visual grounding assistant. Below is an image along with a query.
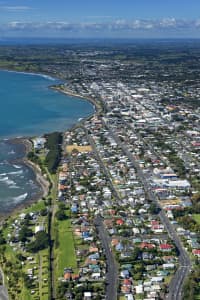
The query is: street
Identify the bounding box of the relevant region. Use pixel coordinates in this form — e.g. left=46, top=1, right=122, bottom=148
left=94, top=216, right=118, bottom=300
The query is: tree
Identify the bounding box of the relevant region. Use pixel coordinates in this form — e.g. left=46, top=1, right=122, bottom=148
left=44, top=132, right=62, bottom=173
left=58, top=202, right=66, bottom=210
left=40, top=208, right=48, bottom=216
left=27, top=231, right=49, bottom=252
left=55, top=209, right=67, bottom=220
left=16, top=253, right=26, bottom=261
left=149, top=203, right=160, bottom=214
left=0, top=231, right=6, bottom=245
left=192, top=193, right=200, bottom=204
left=23, top=274, right=34, bottom=289
left=18, top=226, right=33, bottom=242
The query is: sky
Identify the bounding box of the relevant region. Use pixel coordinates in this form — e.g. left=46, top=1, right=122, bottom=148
left=1, top=0, right=200, bottom=38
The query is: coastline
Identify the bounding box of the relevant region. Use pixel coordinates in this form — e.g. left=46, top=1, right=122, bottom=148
left=0, top=67, right=59, bottom=82
left=0, top=69, right=100, bottom=219
left=0, top=138, right=50, bottom=220
left=21, top=138, right=50, bottom=199
left=50, top=85, right=101, bottom=114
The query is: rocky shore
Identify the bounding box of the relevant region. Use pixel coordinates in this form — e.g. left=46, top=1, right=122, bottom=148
left=0, top=79, right=98, bottom=219
left=0, top=138, right=50, bottom=219
left=20, top=138, right=50, bottom=199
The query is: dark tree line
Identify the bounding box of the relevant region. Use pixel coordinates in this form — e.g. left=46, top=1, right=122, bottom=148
left=45, top=132, right=62, bottom=173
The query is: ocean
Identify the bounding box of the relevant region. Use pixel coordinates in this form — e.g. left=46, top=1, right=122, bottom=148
left=0, top=70, right=94, bottom=213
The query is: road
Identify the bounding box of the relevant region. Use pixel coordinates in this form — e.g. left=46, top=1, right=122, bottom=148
left=0, top=286, right=8, bottom=300
left=49, top=175, right=57, bottom=300
left=0, top=269, right=8, bottom=300
left=104, top=121, right=191, bottom=300
left=84, top=127, right=119, bottom=300
left=84, top=127, right=121, bottom=202
left=85, top=115, right=191, bottom=299
left=94, top=216, right=118, bottom=300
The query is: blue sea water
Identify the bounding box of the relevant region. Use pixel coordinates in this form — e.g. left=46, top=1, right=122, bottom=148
left=0, top=70, right=94, bottom=213
left=0, top=140, right=40, bottom=213
left=0, top=70, right=94, bottom=138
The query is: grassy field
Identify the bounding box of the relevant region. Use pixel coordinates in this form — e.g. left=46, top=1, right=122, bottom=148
left=55, top=217, right=77, bottom=278
left=1, top=195, right=50, bottom=300
left=193, top=214, right=200, bottom=225
left=66, top=144, right=92, bottom=153
left=24, top=200, right=46, bottom=214
left=21, top=287, right=32, bottom=300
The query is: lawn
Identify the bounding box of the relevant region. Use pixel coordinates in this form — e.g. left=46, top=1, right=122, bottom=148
left=4, top=244, right=18, bottom=262
left=39, top=249, right=49, bottom=300
left=25, top=199, right=46, bottom=214
left=21, top=287, right=32, bottom=300
left=193, top=214, right=200, bottom=225
left=164, top=274, right=173, bottom=285
left=55, top=218, right=77, bottom=277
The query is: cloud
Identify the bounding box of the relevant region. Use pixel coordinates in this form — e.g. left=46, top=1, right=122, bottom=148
left=0, top=6, right=32, bottom=11
left=2, top=18, right=200, bottom=34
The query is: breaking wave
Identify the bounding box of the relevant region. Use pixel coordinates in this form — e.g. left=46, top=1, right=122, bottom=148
left=0, top=170, right=23, bottom=176
left=13, top=165, right=22, bottom=169
left=0, top=176, right=8, bottom=182
left=13, top=193, right=28, bottom=203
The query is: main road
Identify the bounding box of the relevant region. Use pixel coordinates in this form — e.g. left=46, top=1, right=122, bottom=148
left=94, top=216, right=118, bottom=300
left=84, top=126, right=119, bottom=300
left=103, top=120, right=191, bottom=300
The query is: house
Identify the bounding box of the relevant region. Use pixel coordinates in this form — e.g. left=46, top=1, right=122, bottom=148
left=120, top=270, right=130, bottom=278
left=125, top=294, right=134, bottom=300
left=19, top=213, right=26, bottom=220
left=71, top=274, right=79, bottom=281
left=163, top=263, right=175, bottom=270
left=35, top=225, right=45, bottom=234
left=84, top=292, right=92, bottom=300
left=116, top=242, right=124, bottom=252
left=33, top=137, right=46, bottom=150
left=89, top=246, right=99, bottom=253
left=140, top=242, right=155, bottom=250
left=192, top=249, right=200, bottom=257
left=142, top=252, right=154, bottom=260
left=82, top=231, right=90, bottom=239
left=116, top=218, right=124, bottom=226
left=135, top=284, right=143, bottom=294
left=159, top=243, right=173, bottom=252
left=121, top=285, right=131, bottom=293
left=123, top=279, right=132, bottom=286
left=146, top=265, right=156, bottom=271
left=71, top=205, right=78, bottom=213
left=64, top=272, right=71, bottom=281
left=162, top=255, right=176, bottom=263
left=91, top=272, right=101, bottom=279
left=151, top=277, right=163, bottom=283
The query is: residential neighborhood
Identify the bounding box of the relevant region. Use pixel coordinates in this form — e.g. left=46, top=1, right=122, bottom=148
left=0, top=42, right=200, bottom=300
